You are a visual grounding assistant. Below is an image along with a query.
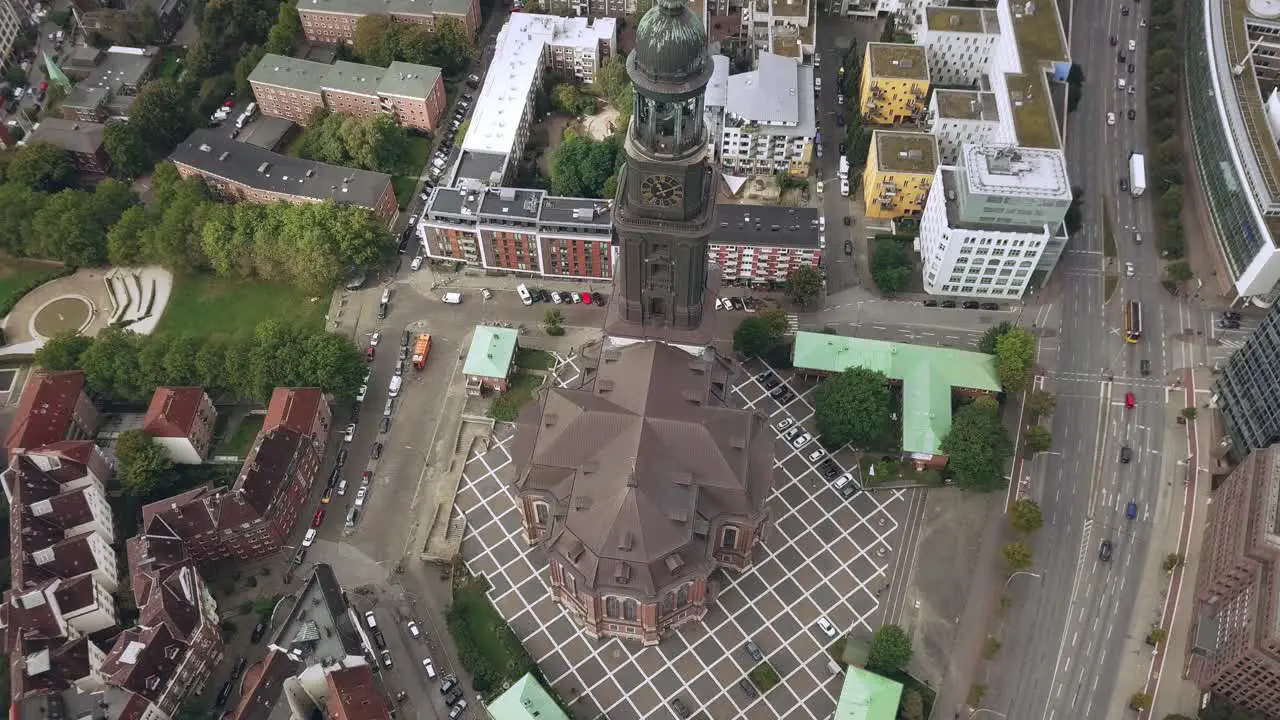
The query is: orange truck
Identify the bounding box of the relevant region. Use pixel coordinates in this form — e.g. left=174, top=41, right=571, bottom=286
left=412, top=333, right=432, bottom=370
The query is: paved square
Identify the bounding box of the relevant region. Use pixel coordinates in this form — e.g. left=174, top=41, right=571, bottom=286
left=454, top=352, right=910, bottom=719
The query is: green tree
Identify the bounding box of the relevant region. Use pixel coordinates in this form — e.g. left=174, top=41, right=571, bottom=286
left=994, top=327, right=1035, bottom=392
left=264, top=2, right=302, bottom=55
left=129, top=80, right=196, bottom=159
left=1026, top=389, right=1056, bottom=419
left=866, top=624, right=912, bottom=674
left=977, top=321, right=1012, bottom=354
left=1002, top=540, right=1033, bottom=571
left=103, top=122, right=153, bottom=180
left=595, top=55, right=631, bottom=107
left=552, top=83, right=597, bottom=116
left=941, top=401, right=1013, bottom=491
left=1129, top=693, right=1153, bottom=711
left=34, top=332, right=94, bottom=371
left=733, top=315, right=785, bottom=357
left=787, top=265, right=823, bottom=308
left=548, top=132, right=622, bottom=198
left=114, top=429, right=175, bottom=497
left=870, top=238, right=914, bottom=295
left=0, top=182, right=49, bottom=255
left=427, top=17, right=475, bottom=75
left=1010, top=498, right=1043, bottom=534
left=1165, top=260, right=1193, bottom=284
left=78, top=326, right=145, bottom=400
left=29, top=181, right=136, bottom=266
left=7, top=141, right=74, bottom=192
left=813, top=367, right=891, bottom=449
left=1024, top=425, right=1052, bottom=454
left=1158, top=185, right=1183, bottom=218
left=354, top=15, right=396, bottom=66
left=234, top=45, right=268, bottom=97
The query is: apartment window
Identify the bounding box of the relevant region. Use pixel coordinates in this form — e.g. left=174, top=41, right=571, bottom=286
left=533, top=501, right=549, bottom=525
left=721, top=526, right=739, bottom=549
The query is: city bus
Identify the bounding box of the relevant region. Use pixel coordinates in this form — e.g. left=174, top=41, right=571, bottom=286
left=1125, top=301, right=1143, bottom=343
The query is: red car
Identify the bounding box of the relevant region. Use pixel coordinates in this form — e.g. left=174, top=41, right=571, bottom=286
left=581, top=292, right=592, bottom=305
left=312, top=508, right=326, bottom=527
left=361, top=471, right=372, bottom=484
left=39, top=81, right=47, bottom=93
left=1124, top=392, right=1136, bottom=409
left=366, top=346, right=375, bottom=361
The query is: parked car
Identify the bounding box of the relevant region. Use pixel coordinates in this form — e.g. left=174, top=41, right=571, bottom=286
left=422, top=658, right=437, bottom=679
left=738, top=677, right=760, bottom=699
left=251, top=622, right=267, bottom=643
left=440, top=674, right=458, bottom=695
left=962, top=301, right=980, bottom=309
left=335, top=447, right=348, bottom=467
left=407, top=621, right=421, bottom=639
left=790, top=433, right=813, bottom=450
left=311, top=508, right=326, bottom=527
left=444, top=686, right=464, bottom=706
left=231, top=656, right=248, bottom=680
left=807, top=448, right=825, bottom=462
left=591, top=291, right=606, bottom=305
left=343, top=423, right=357, bottom=442
left=372, top=629, right=386, bottom=650
left=410, top=255, right=423, bottom=271
left=668, top=699, right=691, bottom=718
left=364, top=610, right=378, bottom=629
left=832, top=473, right=858, bottom=499
left=215, top=681, right=233, bottom=707
left=380, top=650, right=393, bottom=669
left=449, top=700, right=468, bottom=718
left=816, top=616, right=838, bottom=638
left=370, top=442, right=383, bottom=460
left=744, top=641, right=763, bottom=662
left=380, top=417, right=391, bottom=433
left=301, top=529, right=317, bottom=547
left=1125, top=392, right=1136, bottom=409
left=775, top=417, right=794, bottom=432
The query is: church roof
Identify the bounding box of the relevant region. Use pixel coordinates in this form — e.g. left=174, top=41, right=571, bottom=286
left=630, top=0, right=712, bottom=88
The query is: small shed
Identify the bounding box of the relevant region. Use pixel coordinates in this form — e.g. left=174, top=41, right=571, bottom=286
left=463, top=325, right=519, bottom=395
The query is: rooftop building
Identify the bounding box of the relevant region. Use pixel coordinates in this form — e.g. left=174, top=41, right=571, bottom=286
left=26, top=119, right=111, bottom=174
left=1212, top=300, right=1280, bottom=453
left=60, top=46, right=160, bottom=123
left=927, top=90, right=1002, bottom=165
left=920, top=7, right=1001, bottom=86
left=455, top=13, right=616, bottom=187
left=1186, top=444, right=1280, bottom=717
left=488, top=673, right=569, bottom=720
left=862, top=130, right=939, bottom=220
left=833, top=666, right=904, bottom=720
left=143, top=387, right=217, bottom=464
left=716, top=52, right=816, bottom=177
left=740, top=0, right=815, bottom=60
left=860, top=43, right=930, bottom=125
left=170, top=129, right=398, bottom=224
left=3, top=370, right=100, bottom=453
left=297, top=0, right=483, bottom=44
left=791, top=331, right=1001, bottom=461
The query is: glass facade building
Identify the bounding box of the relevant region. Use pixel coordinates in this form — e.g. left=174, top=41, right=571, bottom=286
left=1213, top=302, right=1280, bottom=453
left=1186, top=0, right=1280, bottom=304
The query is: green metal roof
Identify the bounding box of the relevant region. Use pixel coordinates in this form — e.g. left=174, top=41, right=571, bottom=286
left=834, top=667, right=904, bottom=720
left=463, top=326, right=519, bottom=380
left=486, top=673, right=569, bottom=720
left=792, top=332, right=1001, bottom=456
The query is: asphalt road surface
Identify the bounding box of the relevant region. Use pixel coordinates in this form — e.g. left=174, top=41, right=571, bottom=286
left=990, top=0, right=1208, bottom=717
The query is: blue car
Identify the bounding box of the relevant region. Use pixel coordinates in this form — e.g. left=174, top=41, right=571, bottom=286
left=1126, top=501, right=1138, bottom=520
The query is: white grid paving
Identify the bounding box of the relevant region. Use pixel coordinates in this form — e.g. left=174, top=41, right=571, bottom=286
left=454, top=352, right=909, bottom=719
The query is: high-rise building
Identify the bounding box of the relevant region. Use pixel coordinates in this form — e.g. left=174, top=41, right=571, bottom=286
left=919, top=6, right=1001, bottom=86
left=1186, top=444, right=1280, bottom=717
left=918, top=143, right=1071, bottom=298
left=858, top=43, right=930, bottom=126
left=861, top=130, right=938, bottom=221
left=0, top=0, right=24, bottom=72
left=1212, top=303, right=1280, bottom=453
left=711, top=52, right=816, bottom=178
left=510, top=0, right=774, bottom=646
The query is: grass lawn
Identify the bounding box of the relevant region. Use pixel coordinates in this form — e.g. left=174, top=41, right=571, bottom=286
left=156, top=51, right=182, bottom=81
left=748, top=661, right=782, bottom=693
left=0, top=258, right=62, bottom=302
left=447, top=574, right=537, bottom=694
left=488, top=372, right=545, bottom=422
left=391, top=136, right=434, bottom=209
left=155, top=275, right=327, bottom=342
left=514, top=348, right=556, bottom=370
left=219, top=415, right=264, bottom=457
left=860, top=456, right=942, bottom=486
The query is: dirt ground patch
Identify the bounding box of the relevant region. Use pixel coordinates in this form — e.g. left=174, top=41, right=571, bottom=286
left=904, top=488, right=994, bottom=688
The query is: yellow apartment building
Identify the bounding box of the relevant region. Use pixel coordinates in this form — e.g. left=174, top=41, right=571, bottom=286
left=862, top=131, right=939, bottom=220
left=859, top=43, right=931, bottom=126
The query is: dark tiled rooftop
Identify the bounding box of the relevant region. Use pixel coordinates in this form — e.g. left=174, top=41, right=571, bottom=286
left=712, top=205, right=822, bottom=249
left=478, top=187, right=543, bottom=220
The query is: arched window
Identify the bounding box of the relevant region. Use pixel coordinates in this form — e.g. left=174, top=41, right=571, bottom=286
left=622, top=598, right=638, bottom=622
left=676, top=584, right=690, bottom=607
left=662, top=592, right=675, bottom=613
left=533, top=501, right=549, bottom=525
left=721, top=525, right=739, bottom=549
left=604, top=596, right=620, bottom=618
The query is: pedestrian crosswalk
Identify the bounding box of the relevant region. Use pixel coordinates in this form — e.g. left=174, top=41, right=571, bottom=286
left=785, top=313, right=800, bottom=335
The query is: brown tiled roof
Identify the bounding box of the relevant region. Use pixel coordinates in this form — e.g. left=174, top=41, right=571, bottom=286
left=326, top=665, right=391, bottom=720
left=50, top=574, right=97, bottom=615
left=141, top=486, right=221, bottom=542
left=99, top=623, right=185, bottom=702
left=6, top=633, right=94, bottom=700
left=142, top=387, right=206, bottom=439
left=512, top=341, right=774, bottom=597
left=4, top=371, right=89, bottom=451
left=127, top=533, right=190, bottom=600
left=227, top=427, right=309, bottom=522
left=264, top=387, right=324, bottom=436
left=4, top=448, right=104, bottom=591
left=228, top=649, right=302, bottom=720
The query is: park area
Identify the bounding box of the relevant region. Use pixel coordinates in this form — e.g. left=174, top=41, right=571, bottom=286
left=154, top=274, right=328, bottom=341
left=0, top=258, right=67, bottom=315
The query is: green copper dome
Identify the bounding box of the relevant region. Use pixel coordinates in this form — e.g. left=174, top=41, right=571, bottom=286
left=631, top=0, right=709, bottom=85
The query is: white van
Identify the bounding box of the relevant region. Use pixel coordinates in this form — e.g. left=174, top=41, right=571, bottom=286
left=388, top=375, right=402, bottom=397
left=245, top=102, right=257, bottom=118
left=380, top=287, right=391, bottom=304
left=337, top=479, right=348, bottom=496
left=235, top=112, right=250, bottom=129
left=1116, top=78, right=1126, bottom=91
left=516, top=284, right=533, bottom=306
left=442, top=292, right=462, bottom=305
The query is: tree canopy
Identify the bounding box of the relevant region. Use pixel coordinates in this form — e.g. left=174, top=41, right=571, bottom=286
left=6, top=141, right=74, bottom=192
left=940, top=399, right=1012, bottom=491
left=733, top=309, right=788, bottom=357
left=551, top=83, right=597, bottom=116
left=294, top=110, right=412, bottom=175
left=1009, top=498, right=1043, bottom=534
left=114, top=430, right=176, bottom=497
left=814, top=367, right=891, bottom=449
left=38, top=322, right=366, bottom=404
left=1002, top=540, right=1033, bottom=571
left=994, top=328, right=1036, bottom=392
left=870, top=238, right=913, bottom=295
left=787, top=265, right=823, bottom=308
left=548, top=132, right=623, bottom=199
left=867, top=624, right=912, bottom=674
left=353, top=15, right=474, bottom=75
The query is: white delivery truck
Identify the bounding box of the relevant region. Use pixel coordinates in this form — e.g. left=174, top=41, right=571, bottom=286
left=1129, top=152, right=1146, bottom=198
left=838, top=156, right=850, bottom=180
left=442, top=292, right=462, bottom=304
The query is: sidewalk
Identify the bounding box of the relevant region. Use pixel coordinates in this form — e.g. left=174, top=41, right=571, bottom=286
left=1100, top=367, right=1211, bottom=719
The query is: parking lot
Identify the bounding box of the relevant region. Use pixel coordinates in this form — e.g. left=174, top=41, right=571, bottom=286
left=454, top=355, right=911, bottom=719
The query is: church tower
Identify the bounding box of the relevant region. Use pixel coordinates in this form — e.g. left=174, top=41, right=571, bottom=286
left=605, top=0, right=720, bottom=347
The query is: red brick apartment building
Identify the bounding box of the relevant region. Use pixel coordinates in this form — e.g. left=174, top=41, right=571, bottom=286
left=27, top=119, right=112, bottom=175
left=143, top=386, right=217, bottom=464
left=298, top=0, right=482, bottom=44
left=418, top=187, right=615, bottom=279
left=1187, top=444, right=1280, bottom=717
left=171, top=129, right=398, bottom=225
left=138, top=387, right=332, bottom=563
left=4, top=370, right=101, bottom=453
left=249, top=54, right=447, bottom=132
left=417, top=187, right=824, bottom=282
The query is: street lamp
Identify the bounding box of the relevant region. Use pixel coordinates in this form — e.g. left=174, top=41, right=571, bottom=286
left=1003, top=571, right=1044, bottom=589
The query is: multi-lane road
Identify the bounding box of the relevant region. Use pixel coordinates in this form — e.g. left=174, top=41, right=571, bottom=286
left=990, top=0, right=1210, bottom=717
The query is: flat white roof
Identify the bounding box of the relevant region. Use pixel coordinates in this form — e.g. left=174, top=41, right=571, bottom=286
left=462, top=13, right=617, bottom=158
left=961, top=143, right=1070, bottom=200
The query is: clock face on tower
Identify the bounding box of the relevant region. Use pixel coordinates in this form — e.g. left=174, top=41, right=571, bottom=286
left=640, top=174, right=684, bottom=208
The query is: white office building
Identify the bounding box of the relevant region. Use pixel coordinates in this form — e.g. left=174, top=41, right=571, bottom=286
left=919, top=144, right=1071, bottom=298
left=454, top=13, right=616, bottom=189
left=927, top=89, right=1003, bottom=165
left=741, top=0, right=815, bottom=61
left=0, top=0, right=23, bottom=73
left=713, top=51, right=816, bottom=177
left=919, top=6, right=1001, bottom=85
